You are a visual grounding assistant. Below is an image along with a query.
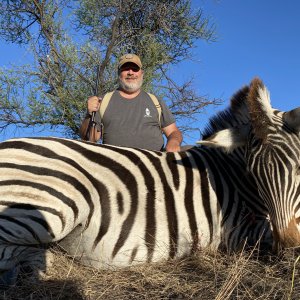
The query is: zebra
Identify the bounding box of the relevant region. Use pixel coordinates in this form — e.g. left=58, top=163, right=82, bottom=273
left=199, top=77, right=300, bottom=251
left=0, top=77, right=290, bottom=279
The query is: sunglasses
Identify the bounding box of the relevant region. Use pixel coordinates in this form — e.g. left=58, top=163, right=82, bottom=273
left=120, top=65, right=141, bottom=72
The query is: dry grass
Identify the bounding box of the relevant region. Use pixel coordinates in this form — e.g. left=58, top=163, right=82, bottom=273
left=1, top=246, right=300, bottom=300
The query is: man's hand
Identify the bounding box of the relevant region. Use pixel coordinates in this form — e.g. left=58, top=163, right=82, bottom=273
left=87, top=96, right=102, bottom=114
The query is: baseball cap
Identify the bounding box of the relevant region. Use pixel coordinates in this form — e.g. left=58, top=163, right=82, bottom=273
left=118, top=54, right=142, bottom=69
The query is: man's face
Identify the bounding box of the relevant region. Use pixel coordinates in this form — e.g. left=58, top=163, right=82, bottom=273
left=118, top=62, right=144, bottom=93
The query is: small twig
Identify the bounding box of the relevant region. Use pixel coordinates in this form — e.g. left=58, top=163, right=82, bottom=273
left=288, top=255, right=300, bottom=300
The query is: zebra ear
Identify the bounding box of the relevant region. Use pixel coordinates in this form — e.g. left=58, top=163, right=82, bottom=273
left=283, top=108, right=300, bottom=133
left=247, top=77, right=275, bottom=141
left=197, top=125, right=250, bottom=152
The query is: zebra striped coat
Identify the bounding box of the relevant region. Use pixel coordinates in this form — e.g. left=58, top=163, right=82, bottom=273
left=0, top=78, right=280, bottom=273
left=0, top=143, right=269, bottom=271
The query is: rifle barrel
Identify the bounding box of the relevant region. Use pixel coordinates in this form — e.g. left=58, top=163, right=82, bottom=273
left=91, top=65, right=101, bottom=126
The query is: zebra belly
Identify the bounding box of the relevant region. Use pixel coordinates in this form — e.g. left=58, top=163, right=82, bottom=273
left=60, top=226, right=195, bottom=269
left=58, top=193, right=222, bottom=269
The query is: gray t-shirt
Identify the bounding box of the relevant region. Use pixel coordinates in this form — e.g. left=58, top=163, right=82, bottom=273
left=96, top=90, right=175, bottom=151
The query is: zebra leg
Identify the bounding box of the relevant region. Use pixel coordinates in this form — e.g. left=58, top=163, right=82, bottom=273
left=0, top=244, right=53, bottom=286
left=0, top=265, right=20, bottom=287
left=57, top=224, right=98, bottom=267
left=58, top=223, right=85, bottom=253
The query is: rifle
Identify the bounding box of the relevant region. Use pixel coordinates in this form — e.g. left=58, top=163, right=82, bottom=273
left=86, top=65, right=101, bottom=142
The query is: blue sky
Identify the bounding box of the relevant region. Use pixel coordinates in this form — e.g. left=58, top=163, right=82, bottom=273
left=184, top=0, right=300, bottom=139
left=0, top=0, right=300, bottom=144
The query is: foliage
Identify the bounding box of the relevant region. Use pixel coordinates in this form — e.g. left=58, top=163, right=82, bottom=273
left=0, top=0, right=219, bottom=139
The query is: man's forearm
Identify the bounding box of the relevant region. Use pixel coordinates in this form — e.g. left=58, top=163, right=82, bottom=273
left=165, top=130, right=182, bottom=152
left=167, top=130, right=182, bottom=145
left=79, top=115, right=92, bottom=140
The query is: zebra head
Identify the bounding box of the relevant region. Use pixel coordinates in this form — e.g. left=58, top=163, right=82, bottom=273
left=246, top=78, right=300, bottom=250
left=198, top=77, right=300, bottom=250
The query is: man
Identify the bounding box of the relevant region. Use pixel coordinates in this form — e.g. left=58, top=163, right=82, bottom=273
left=79, top=53, right=182, bottom=152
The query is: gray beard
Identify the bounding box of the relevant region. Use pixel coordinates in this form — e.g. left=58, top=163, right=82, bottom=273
left=119, top=77, right=143, bottom=93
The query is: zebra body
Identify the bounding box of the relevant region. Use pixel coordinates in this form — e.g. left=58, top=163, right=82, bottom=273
left=0, top=135, right=269, bottom=270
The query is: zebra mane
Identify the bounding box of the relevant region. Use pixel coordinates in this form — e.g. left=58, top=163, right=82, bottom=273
left=202, top=85, right=250, bottom=139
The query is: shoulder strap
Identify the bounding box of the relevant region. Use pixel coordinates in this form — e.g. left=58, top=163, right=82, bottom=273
left=99, top=91, right=114, bottom=119
left=147, top=93, right=162, bottom=128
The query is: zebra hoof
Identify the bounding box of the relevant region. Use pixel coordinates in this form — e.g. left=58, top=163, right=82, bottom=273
left=0, top=265, right=20, bottom=288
